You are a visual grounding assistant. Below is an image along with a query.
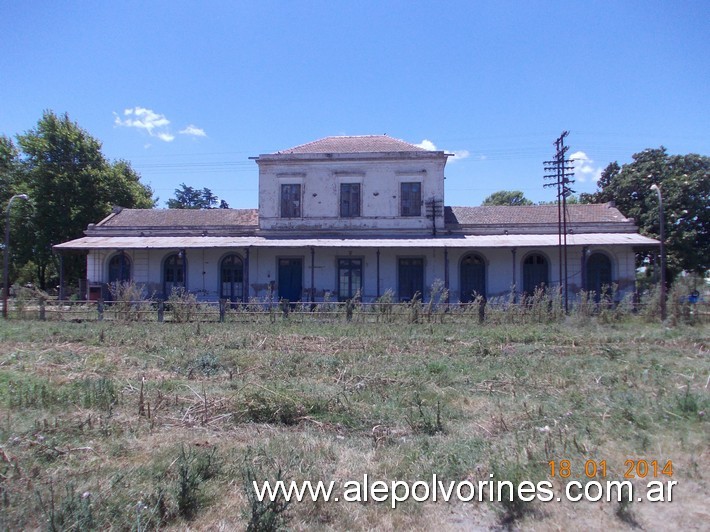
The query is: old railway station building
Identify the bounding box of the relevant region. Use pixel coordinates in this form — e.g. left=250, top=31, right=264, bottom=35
left=55, top=136, right=658, bottom=303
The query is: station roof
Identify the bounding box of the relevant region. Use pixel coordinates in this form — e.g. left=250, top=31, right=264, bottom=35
left=55, top=232, right=658, bottom=251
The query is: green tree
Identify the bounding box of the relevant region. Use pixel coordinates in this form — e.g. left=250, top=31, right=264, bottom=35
left=581, top=148, right=709, bottom=276
left=0, top=136, right=30, bottom=287
left=167, top=183, right=228, bottom=209
left=15, top=111, right=155, bottom=289
left=482, top=190, right=533, bottom=206
left=537, top=195, right=580, bottom=205
left=1, top=135, right=22, bottom=204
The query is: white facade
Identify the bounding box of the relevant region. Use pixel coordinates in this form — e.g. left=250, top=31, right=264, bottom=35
left=56, top=135, right=658, bottom=303
left=81, top=242, right=639, bottom=303
left=257, top=150, right=447, bottom=233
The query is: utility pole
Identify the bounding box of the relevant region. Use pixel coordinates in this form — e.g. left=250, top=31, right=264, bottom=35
left=544, top=132, right=575, bottom=313
left=425, top=198, right=443, bottom=236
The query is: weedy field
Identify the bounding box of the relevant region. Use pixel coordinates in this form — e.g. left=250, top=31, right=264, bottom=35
left=0, top=316, right=707, bottom=530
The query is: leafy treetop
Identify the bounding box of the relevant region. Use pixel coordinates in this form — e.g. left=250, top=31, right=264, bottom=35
left=481, top=190, right=533, bottom=206
left=580, top=147, right=709, bottom=275
left=10, top=110, right=155, bottom=288
left=167, top=183, right=229, bottom=209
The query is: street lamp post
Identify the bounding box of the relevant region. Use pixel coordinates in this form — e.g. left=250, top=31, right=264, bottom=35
left=650, top=184, right=666, bottom=320
left=3, top=194, right=29, bottom=319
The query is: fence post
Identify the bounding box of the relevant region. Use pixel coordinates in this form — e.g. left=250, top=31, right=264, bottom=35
left=39, top=299, right=46, bottom=321
left=219, top=299, right=226, bottom=323
left=346, top=299, right=353, bottom=322
left=97, top=299, right=104, bottom=321
left=158, top=300, right=164, bottom=323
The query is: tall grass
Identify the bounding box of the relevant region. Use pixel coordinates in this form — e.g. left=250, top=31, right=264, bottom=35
left=0, top=305, right=706, bottom=529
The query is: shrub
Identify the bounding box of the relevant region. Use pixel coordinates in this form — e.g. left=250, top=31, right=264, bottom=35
left=375, top=289, right=395, bottom=323
left=668, top=274, right=702, bottom=325
left=175, top=444, right=220, bottom=520
left=491, top=460, right=544, bottom=526
left=405, top=393, right=445, bottom=435
left=108, top=281, right=152, bottom=321
left=35, top=483, right=95, bottom=532
left=186, top=353, right=224, bottom=377
left=241, top=447, right=292, bottom=532
left=167, top=287, right=198, bottom=323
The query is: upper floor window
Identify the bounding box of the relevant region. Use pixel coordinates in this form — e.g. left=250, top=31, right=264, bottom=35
left=401, top=182, right=421, bottom=216
left=340, top=183, right=361, bottom=217
left=281, top=184, right=301, bottom=218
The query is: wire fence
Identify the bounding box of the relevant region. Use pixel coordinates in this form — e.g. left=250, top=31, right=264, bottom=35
left=3, top=296, right=708, bottom=326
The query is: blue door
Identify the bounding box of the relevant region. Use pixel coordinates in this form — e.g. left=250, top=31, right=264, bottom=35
left=523, top=253, right=548, bottom=294
left=398, top=258, right=424, bottom=301
left=586, top=253, right=612, bottom=300
left=278, top=258, right=303, bottom=302
left=460, top=253, right=486, bottom=302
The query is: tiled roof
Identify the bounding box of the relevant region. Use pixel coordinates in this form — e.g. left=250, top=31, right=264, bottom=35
left=276, top=135, right=429, bottom=154
left=95, top=204, right=629, bottom=230
left=445, top=204, right=631, bottom=225
left=98, top=208, right=258, bottom=228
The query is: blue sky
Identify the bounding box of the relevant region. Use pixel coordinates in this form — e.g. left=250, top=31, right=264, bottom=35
left=1, top=1, right=708, bottom=209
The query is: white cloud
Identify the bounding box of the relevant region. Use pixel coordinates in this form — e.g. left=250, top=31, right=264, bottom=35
left=416, top=139, right=470, bottom=162
left=416, top=139, right=438, bottom=151
left=115, top=107, right=169, bottom=133
left=115, top=107, right=173, bottom=142
left=570, top=150, right=602, bottom=183
left=115, top=108, right=206, bottom=144
left=179, top=125, right=207, bottom=137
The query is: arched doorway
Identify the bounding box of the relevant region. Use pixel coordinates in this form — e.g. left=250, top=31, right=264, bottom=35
left=108, top=252, right=131, bottom=284
left=586, top=252, right=612, bottom=299
left=460, top=253, right=486, bottom=302
left=220, top=254, right=244, bottom=302
left=523, top=253, right=549, bottom=294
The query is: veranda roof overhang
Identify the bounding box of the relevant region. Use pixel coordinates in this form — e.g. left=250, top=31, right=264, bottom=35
left=54, top=233, right=659, bottom=251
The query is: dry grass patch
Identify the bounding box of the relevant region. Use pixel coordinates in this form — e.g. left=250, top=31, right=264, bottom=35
left=0, top=318, right=707, bottom=529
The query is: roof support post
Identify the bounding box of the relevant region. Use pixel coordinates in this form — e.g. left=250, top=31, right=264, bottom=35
left=119, top=249, right=125, bottom=284
left=376, top=249, right=381, bottom=299
left=244, top=247, right=250, bottom=302
left=59, top=252, right=65, bottom=301
left=444, top=247, right=449, bottom=305
left=511, top=248, right=517, bottom=304
left=581, top=246, right=589, bottom=292
left=180, top=248, right=187, bottom=292
left=310, top=247, right=315, bottom=303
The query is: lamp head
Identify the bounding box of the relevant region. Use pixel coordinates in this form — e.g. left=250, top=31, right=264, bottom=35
left=650, top=184, right=659, bottom=192
left=17, top=194, right=29, bottom=200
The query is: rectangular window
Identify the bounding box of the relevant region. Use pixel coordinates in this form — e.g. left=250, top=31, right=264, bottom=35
left=401, top=182, right=421, bottom=216
left=338, top=258, right=362, bottom=301
left=340, top=183, right=361, bottom=217
left=398, top=258, right=424, bottom=301
left=280, top=184, right=301, bottom=218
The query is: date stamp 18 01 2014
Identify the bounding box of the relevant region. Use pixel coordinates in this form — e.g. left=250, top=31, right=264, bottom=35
left=548, top=459, right=674, bottom=479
